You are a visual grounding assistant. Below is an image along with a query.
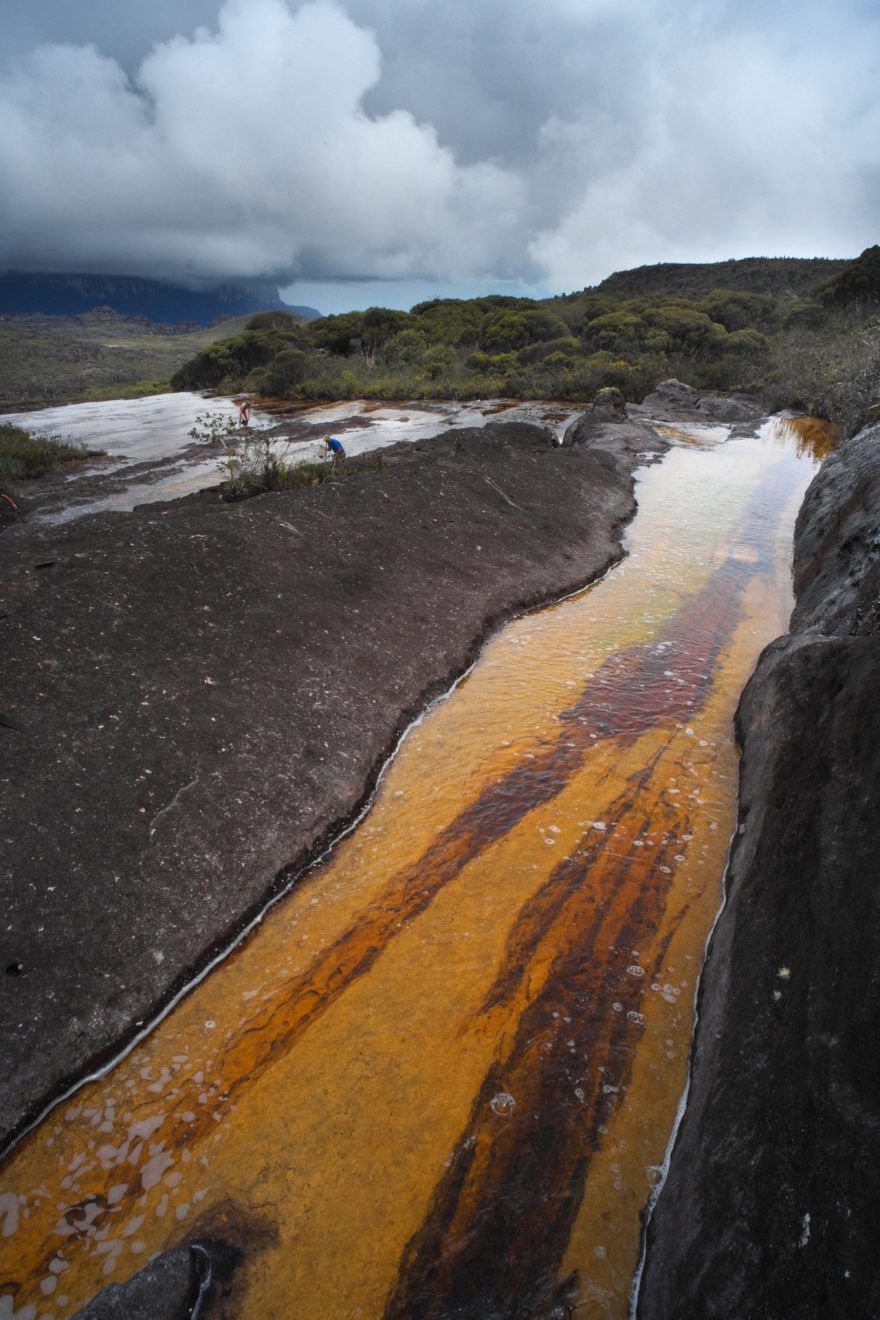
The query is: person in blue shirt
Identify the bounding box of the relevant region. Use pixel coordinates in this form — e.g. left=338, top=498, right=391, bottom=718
left=325, top=436, right=346, bottom=461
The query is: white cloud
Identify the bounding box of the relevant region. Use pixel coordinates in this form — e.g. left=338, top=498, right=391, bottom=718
left=0, top=0, right=526, bottom=285
left=0, top=0, right=877, bottom=298
left=529, top=6, right=880, bottom=288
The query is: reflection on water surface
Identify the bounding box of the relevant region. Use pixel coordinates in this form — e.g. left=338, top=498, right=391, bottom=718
left=4, top=394, right=581, bottom=524
left=0, top=417, right=832, bottom=1319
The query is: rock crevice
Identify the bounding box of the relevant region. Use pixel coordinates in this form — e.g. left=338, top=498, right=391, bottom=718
left=638, top=420, right=880, bottom=1320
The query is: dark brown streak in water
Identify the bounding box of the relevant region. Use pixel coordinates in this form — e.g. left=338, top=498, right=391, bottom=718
left=6, top=457, right=790, bottom=1290
left=378, top=466, right=804, bottom=1320
left=474, top=752, right=665, bottom=1021
left=384, top=786, right=687, bottom=1320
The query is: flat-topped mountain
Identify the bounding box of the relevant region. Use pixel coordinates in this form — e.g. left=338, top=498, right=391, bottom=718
left=0, top=271, right=319, bottom=324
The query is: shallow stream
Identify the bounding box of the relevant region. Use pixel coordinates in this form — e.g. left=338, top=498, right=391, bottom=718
left=0, top=415, right=831, bottom=1319
left=3, top=395, right=580, bottom=524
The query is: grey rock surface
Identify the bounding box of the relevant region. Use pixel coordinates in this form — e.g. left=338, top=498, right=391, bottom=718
left=631, top=376, right=762, bottom=425
left=562, top=398, right=668, bottom=466
left=791, top=419, right=880, bottom=635
left=73, top=1237, right=240, bottom=1320
left=638, top=419, right=880, bottom=1319
left=73, top=1246, right=197, bottom=1320
left=0, top=417, right=662, bottom=1149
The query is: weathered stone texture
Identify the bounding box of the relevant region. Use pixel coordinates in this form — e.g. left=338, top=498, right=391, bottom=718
left=0, top=419, right=656, bottom=1150
left=638, top=421, right=880, bottom=1320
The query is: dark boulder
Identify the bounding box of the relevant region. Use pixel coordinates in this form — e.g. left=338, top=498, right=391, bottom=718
left=791, top=420, right=880, bottom=635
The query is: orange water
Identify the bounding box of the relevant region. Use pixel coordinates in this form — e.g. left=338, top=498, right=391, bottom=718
left=0, top=419, right=829, bottom=1320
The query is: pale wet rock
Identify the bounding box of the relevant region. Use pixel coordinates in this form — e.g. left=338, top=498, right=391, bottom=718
left=0, top=417, right=656, bottom=1148
left=638, top=418, right=880, bottom=1319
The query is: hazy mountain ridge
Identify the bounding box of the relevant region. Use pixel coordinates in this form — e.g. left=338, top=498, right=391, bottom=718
left=0, top=271, right=320, bottom=324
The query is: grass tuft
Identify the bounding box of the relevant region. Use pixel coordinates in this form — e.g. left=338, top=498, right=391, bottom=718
left=0, top=422, right=89, bottom=479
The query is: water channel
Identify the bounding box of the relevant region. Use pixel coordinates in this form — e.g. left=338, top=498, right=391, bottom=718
left=0, top=413, right=832, bottom=1319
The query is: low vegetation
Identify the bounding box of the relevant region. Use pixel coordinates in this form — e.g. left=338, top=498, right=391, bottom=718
left=0, top=421, right=88, bottom=480
left=0, top=310, right=267, bottom=410
left=215, top=428, right=380, bottom=501
left=170, top=249, right=880, bottom=436
left=3, top=251, right=877, bottom=436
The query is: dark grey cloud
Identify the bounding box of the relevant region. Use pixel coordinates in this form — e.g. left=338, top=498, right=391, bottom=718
left=0, top=0, right=225, bottom=70
left=0, top=0, right=876, bottom=305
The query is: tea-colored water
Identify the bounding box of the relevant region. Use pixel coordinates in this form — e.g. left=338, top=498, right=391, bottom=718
left=0, top=418, right=829, bottom=1320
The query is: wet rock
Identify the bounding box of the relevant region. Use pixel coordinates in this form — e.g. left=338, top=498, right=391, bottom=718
left=74, top=1238, right=239, bottom=1319
left=791, top=419, right=880, bottom=635
left=638, top=418, right=880, bottom=1320
left=586, top=385, right=628, bottom=421
left=561, top=401, right=668, bottom=468
left=630, top=377, right=762, bottom=425
left=0, top=417, right=658, bottom=1148
left=697, top=393, right=763, bottom=423
left=633, top=378, right=705, bottom=420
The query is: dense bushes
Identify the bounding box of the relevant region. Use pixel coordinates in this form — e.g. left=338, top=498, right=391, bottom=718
left=769, top=312, right=880, bottom=435
left=170, top=249, right=880, bottom=434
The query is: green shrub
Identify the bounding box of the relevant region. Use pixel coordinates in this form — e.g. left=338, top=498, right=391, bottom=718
left=218, top=437, right=383, bottom=501
left=263, top=349, right=313, bottom=396
left=246, top=311, right=303, bottom=331
left=165, top=262, right=876, bottom=422
left=0, top=423, right=89, bottom=479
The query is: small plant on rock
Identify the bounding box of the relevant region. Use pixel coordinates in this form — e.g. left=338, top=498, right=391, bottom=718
left=187, top=411, right=239, bottom=446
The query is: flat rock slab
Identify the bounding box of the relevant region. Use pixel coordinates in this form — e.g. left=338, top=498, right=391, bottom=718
left=0, top=419, right=658, bottom=1148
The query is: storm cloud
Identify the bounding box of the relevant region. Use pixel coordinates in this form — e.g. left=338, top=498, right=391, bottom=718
left=0, top=0, right=877, bottom=306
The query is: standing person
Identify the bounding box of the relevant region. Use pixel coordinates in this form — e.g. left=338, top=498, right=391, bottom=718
left=236, top=398, right=252, bottom=428
left=324, top=435, right=346, bottom=463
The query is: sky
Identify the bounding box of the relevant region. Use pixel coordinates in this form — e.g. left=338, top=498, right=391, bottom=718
left=0, top=0, right=877, bottom=315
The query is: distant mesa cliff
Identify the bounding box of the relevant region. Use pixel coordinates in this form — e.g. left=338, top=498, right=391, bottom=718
left=0, top=271, right=320, bottom=325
